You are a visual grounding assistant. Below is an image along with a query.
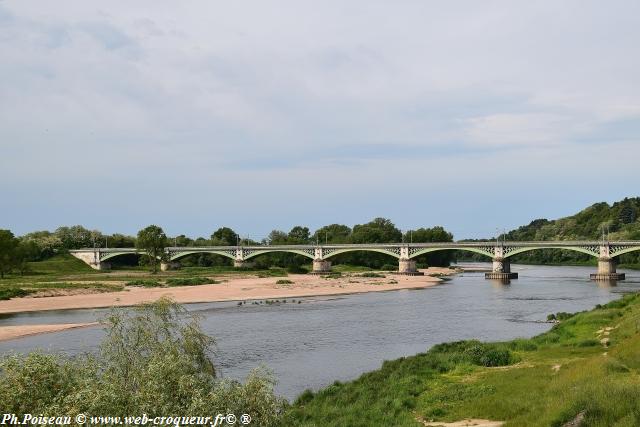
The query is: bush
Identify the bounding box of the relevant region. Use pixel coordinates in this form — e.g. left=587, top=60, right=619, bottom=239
left=464, top=344, right=514, bottom=367
left=359, top=272, right=385, bottom=278
left=125, top=279, right=162, bottom=287
left=0, top=298, right=286, bottom=422
left=0, top=287, right=32, bottom=300
left=276, top=279, right=294, bottom=285
left=165, top=277, right=215, bottom=286
left=380, top=264, right=397, bottom=271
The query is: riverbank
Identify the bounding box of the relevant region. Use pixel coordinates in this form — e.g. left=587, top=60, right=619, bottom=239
left=282, top=292, right=640, bottom=426
left=0, top=269, right=453, bottom=341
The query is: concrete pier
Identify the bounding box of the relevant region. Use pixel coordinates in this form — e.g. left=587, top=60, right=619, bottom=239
left=311, top=259, right=332, bottom=274
left=160, top=261, right=181, bottom=271
left=485, top=258, right=518, bottom=279
left=396, top=259, right=424, bottom=276
left=590, top=258, right=625, bottom=281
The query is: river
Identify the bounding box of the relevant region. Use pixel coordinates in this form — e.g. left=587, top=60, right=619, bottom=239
left=1, top=264, right=639, bottom=400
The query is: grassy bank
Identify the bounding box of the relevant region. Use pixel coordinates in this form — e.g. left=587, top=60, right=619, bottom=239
left=282, top=293, right=640, bottom=426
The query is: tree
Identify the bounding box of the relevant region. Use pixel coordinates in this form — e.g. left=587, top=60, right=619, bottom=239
left=351, top=218, right=402, bottom=243
left=14, top=240, right=40, bottom=275
left=136, top=225, right=167, bottom=273
left=288, top=226, right=310, bottom=244
left=267, top=230, right=289, bottom=245
left=0, top=230, right=18, bottom=279
left=211, top=227, right=239, bottom=246
left=312, top=224, right=352, bottom=244
left=405, top=226, right=455, bottom=267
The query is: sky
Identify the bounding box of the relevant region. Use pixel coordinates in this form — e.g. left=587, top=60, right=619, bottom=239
left=1, top=1, right=639, bottom=240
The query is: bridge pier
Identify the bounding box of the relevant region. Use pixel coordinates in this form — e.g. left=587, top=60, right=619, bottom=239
left=160, top=261, right=181, bottom=271
left=397, top=259, right=424, bottom=276
left=485, top=258, right=518, bottom=279
left=234, top=260, right=254, bottom=269
left=590, top=258, right=625, bottom=281
left=311, top=259, right=332, bottom=274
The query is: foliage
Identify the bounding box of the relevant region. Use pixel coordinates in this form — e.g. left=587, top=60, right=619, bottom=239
left=0, top=229, right=19, bottom=278
left=165, top=277, right=215, bottom=286
left=126, top=279, right=163, bottom=288
left=210, top=227, right=239, bottom=246
left=0, top=287, right=32, bottom=300
left=0, top=298, right=286, bottom=423
left=275, top=279, right=294, bottom=284
left=136, top=225, right=168, bottom=273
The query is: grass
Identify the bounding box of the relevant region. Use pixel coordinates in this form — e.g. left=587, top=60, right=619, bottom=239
left=276, top=279, right=294, bottom=285
left=281, top=293, right=640, bottom=426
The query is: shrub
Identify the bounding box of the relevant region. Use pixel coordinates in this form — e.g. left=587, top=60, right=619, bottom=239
left=165, top=277, right=215, bottom=286
left=276, top=279, right=293, bottom=285
left=0, top=298, right=286, bottom=421
left=0, top=287, right=32, bottom=300
left=125, top=279, right=162, bottom=287
left=359, top=272, right=385, bottom=278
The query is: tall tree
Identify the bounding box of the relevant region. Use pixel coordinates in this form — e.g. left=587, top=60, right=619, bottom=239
left=0, top=230, right=18, bottom=279
left=288, top=226, right=310, bottom=244
left=312, top=224, right=352, bottom=244
left=210, top=227, right=239, bottom=246
left=136, top=225, right=167, bottom=273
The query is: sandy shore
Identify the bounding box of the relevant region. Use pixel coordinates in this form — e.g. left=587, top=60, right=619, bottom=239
left=0, top=268, right=453, bottom=341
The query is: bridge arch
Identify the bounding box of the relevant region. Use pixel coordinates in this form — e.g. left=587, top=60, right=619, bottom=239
left=100, top=251, right=155, bottom=262
left=409, top=247, right=493, bottom=259
left=323, top=248, right=401, bottom=260
left=169, top=250, right=235, bottom=261
left=244, top=249, right=315, bottom=260
left=503, top=246, right=599, bottom=259
left=610, top=246, right=640, bottom=258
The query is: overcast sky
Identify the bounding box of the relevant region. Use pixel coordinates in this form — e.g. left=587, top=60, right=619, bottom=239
left=1, top=1, right=639, bottom=240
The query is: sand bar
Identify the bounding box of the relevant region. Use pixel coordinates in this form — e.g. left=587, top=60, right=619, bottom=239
left=0, top=322, right=99, bottom=342
left=0, top=268, right=452, bottom=315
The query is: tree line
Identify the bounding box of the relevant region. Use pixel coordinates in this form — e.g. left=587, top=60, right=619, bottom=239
left=0, top=219, right=455, bottom=276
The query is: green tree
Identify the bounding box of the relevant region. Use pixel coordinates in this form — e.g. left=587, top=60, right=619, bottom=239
left=136, top=225, right=167, bottom=273
left=405, top=226, right=454, bottom=267
left=211, top=227, right=239, bottom=246
left=351, top=218, right=402, bottom=243
left=312, top=224, right=352, bottom=244
left=14, top=240, right=40, bottom=275
left=288, top=226, right=310, bottom=244
left=0, top=230, right=18, bottom=278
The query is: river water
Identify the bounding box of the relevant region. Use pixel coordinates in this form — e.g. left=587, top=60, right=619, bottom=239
left=1, top=264, right=639, bottom=400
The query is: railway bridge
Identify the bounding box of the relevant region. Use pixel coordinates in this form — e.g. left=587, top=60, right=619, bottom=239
left=70, top=241, right=640, bottom=280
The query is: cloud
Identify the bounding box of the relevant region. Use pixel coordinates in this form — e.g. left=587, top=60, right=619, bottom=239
left=0, top=1, right=639, bottom=237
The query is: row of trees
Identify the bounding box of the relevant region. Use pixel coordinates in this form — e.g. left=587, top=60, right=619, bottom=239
left=134, top=219, right=455, bottom=271
left=1, top=219, right=456, bottom=276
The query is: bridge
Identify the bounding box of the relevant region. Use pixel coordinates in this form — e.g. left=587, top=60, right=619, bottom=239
left=69, top=241, right=640, bottom=281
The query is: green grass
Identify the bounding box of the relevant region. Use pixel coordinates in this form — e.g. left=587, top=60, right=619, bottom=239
left=281, top=293, right=640, bottom=426
left=27, top=254, right=97, bottom=275
left=257, top=268, right=288, bottom=278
